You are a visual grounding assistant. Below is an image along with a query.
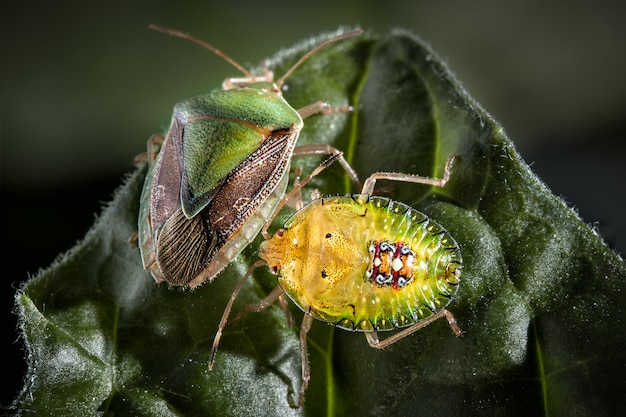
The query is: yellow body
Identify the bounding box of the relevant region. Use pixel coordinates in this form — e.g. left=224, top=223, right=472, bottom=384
left=260, top=195, right=461, bottom=332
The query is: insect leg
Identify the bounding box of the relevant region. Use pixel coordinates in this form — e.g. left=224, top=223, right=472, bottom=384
left=261, top=152, right=345, bottom=239
left=295, top=314, right=315, bottom=408
left=216, top=284, right=296, bottom=378
left=361, top=155, right=457, bottom=195
left=364, top=308, right=462, bottom=350
left=296, top=101, right=353, bottom=119
left=227, top=285, right=285, bottom=326
left=284, top=165, right=306, bottom=210
left=133, top=133, right=164, bottom=166
left=443, top=309, right=465, bottom=337
left=130, top=134, right=165, bottom=245
left=278, top=292, right=293, bottom=327
left=222, top=71, right=274, bottom=90
left=147, top=134, right=165, bottom=163
left=293, top=143, right=361, bottom=190
left=128, top=231, right=140, bottom=246
left=209, top=259, right=266, bottom=370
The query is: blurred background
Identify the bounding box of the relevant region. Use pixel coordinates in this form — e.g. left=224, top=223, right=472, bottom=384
left=2, top=0, right=625, bottom=407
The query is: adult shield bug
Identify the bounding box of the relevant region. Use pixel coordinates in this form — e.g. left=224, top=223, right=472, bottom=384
left=210, top=156, right=463, bottom=407
left=138, top=26, right=362, bottom=288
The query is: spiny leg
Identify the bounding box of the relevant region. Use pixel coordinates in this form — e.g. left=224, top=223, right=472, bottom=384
left=364, top=308, right=463, bottom=350
left=296, top=100, right=352, bottom=119
left=227, top=295, right=315, bottom=409
left=128, top=231, right=140, bottom=246
left=284, top=166, right=306, bottom=211
left=211, top=279, right=289, bottom=370
left=129, top=134, right=166, bottom=246
left=285, top=144, right=361, bottom=210
left=261, top=152, right=348, bottom=239
left=227, top=285, right=285, bottom=326
left=133, top=133, right=165, bottom=166
left=293, top=143, right=361, bottom=190
left=293, top=101, right=361, bottom=190
left=146, top=134, right=165, bottom=163
left=361, top=155, right=456, bottom=195
left=296, top=314, right=314, bottom=408
left=209, top=260, right=266, bottom=369
left=277, top=292, right=293, bottom=328
left=294, top=101, right=358, bottom=190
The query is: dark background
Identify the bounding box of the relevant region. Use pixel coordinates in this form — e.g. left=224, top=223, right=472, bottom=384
left=3, top=0, right=625, bottom=408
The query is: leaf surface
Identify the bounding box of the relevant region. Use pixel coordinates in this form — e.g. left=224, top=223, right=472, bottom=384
left=13, top=29, right=626, bottom=416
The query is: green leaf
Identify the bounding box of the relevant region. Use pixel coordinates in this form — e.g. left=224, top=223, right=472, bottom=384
left=13, top=29, right=626, bottom=416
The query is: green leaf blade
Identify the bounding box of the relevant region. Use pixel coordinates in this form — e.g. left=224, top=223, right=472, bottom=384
left=13, top=28, right=626, bottom=416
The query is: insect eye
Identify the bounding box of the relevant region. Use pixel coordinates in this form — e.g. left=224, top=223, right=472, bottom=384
left=276, top=229, right=285, bottom=238
left=269, top=265, right=279, bottom=275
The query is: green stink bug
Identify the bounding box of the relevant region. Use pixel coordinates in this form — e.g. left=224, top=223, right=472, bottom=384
left=210, top=156, right=463, bottom=407
left=138, top=26, right=362, bottom=288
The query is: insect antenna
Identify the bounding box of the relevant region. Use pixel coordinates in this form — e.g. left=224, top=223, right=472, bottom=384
left=149, top=24, right=255, bottom=78
left=275, top=29, right=363, bottom=88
